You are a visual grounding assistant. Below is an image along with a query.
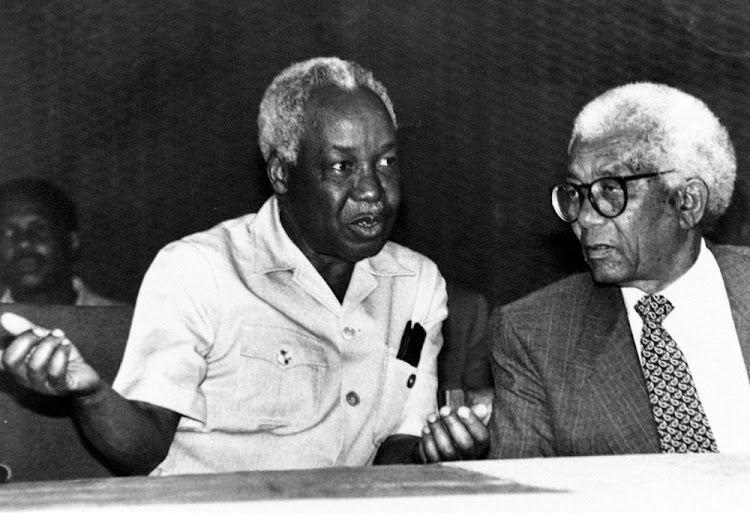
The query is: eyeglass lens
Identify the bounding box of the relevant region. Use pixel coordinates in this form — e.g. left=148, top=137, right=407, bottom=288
left=552, top=177, right=626, bottom=222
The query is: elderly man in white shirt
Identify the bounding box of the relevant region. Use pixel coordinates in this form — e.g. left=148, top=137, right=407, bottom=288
left=0, top=57, right=488, bottom=475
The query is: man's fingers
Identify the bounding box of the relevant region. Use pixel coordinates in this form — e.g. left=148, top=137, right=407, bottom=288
left=438, top=406, right=474, bottom=451
left=456, top=406, right=490, bottom=442
left=0, top=312, right=50, bottom=373
left=420, top=404, right=492, bottom=463
left=465, top=388, right=494, bottom=425
left=0, top=317, right=77, bottom=395
left=0, top=312, right=36, bottom=336
left=26, top=330, right=67, bottom=388
left=1, top=330, right=47, bottom=371
left=429, top=406, right=491, bottom=460
left=420, top=424, right=441, bottom=463
left=47, top=342, right=72, bottom=389
left=455, top=406, right=490, bottom=457
left=470, top=402, right=492, bottom=425
left=27, top=330, right=65, bottom=367
left=428, top=408, right=462, bottom=460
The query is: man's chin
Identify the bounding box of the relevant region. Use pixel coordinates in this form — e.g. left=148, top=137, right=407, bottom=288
left=13, top=275, right=47, bottom=290
left=588, top=265, right=627, bottom=286
left=342, top=238, right=388, bottom=263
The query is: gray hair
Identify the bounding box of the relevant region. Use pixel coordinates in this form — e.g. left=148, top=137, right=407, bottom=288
left=569, top=82, right=736, bottom=227
left=258, top=57, right=397, bottom=165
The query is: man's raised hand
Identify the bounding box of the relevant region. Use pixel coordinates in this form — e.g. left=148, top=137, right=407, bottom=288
left=0, top=312, right=103, bottom=396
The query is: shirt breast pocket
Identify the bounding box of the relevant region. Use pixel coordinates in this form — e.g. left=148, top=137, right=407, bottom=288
left=233, top=325, right=331, bottom=433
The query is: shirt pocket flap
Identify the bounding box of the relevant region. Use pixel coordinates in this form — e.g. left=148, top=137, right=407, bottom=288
left=240, top=326, right=327, bottom=370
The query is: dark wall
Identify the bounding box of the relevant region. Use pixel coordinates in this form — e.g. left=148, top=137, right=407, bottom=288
left=0, top=0, right=748, bottom=306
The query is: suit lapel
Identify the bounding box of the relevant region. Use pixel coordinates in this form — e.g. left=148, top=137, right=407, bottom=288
left=567, top=280, right=660, bottom=454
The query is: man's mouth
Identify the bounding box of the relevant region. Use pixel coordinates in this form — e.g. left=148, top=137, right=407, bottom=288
left=348, top=213, right=386, bottom=238
left=583, top=244, right=616, bottom=259
left=12, top=255, right=44, bottom=273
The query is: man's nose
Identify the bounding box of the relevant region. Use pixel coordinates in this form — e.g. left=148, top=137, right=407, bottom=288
left=7, top=232, right=32, bottom=248
left=575, top=195, right=606, bottom=228
left=352, top=165, right=383, bottom=202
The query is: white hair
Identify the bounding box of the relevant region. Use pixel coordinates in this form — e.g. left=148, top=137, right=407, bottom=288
left=569, top=82, right=736, bottom=227
left=258, top=57, right=397, bottom=165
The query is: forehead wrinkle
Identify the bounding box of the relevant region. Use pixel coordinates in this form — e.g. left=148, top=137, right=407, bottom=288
left=328, top=136, right=396, bottom=156
left=570, top=136, right=645, bottom=180
left=321, top=117, right=394, bottom=150
left=300, top=89, right=396, bottom=167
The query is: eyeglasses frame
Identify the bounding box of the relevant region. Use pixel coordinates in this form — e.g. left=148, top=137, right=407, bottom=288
left=551, top=169, right=676, bottom=223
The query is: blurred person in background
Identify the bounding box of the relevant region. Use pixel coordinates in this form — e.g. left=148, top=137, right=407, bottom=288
left=0, top=178, right=123, bottom=306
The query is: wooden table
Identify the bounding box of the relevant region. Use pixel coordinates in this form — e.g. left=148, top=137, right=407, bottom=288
left=2, top=453, right=749, bottom=512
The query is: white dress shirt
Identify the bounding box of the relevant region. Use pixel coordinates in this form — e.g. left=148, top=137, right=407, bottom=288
left=621, top=239, right=750, bottom=453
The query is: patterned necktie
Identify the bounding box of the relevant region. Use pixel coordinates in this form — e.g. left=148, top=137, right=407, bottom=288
left=634, top=294, right=718, bottom=453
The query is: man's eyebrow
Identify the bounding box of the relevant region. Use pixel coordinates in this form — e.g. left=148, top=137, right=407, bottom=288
left=330, top=144, right=356, bottom=154
left=597, top=162, right=632, bottom=176
left=330, top=141, right=397, bottom=153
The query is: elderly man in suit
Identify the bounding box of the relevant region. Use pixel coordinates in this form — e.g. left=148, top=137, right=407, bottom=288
left=489, top=82, right=750, bottom=457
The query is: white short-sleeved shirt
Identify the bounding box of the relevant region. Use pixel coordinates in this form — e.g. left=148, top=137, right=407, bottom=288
left=113, top=195, right=447, bottom=475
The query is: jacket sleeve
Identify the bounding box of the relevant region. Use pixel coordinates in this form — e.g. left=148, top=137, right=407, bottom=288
left=488, top=304, right=555, bottom=458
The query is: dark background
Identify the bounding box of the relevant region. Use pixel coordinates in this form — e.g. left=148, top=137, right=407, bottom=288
left=0, top=0, right=748, bottom=306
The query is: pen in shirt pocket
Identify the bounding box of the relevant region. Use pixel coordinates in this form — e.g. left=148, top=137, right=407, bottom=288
left=397, top=321, right=426, bottom=388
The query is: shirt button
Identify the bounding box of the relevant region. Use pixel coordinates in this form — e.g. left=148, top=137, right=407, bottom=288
left=342, top=327, right=356, bottom=340
left=346, top=391, right=360, bottom=406
left=277, top=349, right=291, bottom=366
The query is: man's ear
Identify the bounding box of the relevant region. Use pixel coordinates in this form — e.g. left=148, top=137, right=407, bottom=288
left=674, top=177, right=709, bottom=230
left=267, top=154, right=290, bottom=195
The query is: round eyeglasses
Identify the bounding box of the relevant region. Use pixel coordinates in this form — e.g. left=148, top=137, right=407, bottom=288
left=551, top=170, right=674, bottom=223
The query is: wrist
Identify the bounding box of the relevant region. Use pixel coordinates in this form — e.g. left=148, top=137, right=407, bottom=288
left=71, top=379, right=109, bottom=406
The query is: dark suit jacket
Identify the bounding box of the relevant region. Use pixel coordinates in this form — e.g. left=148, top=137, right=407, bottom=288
left=488, top=245, right=750, bottom=458
left=438, top=281, right=492, bottom=393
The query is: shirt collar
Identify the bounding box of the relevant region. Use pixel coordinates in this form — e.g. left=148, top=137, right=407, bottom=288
left=243, top=195, right=300, bottom=276
left=621, top=238, right=711, bottom=309
left=659, top=238, right=713, bottom=301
